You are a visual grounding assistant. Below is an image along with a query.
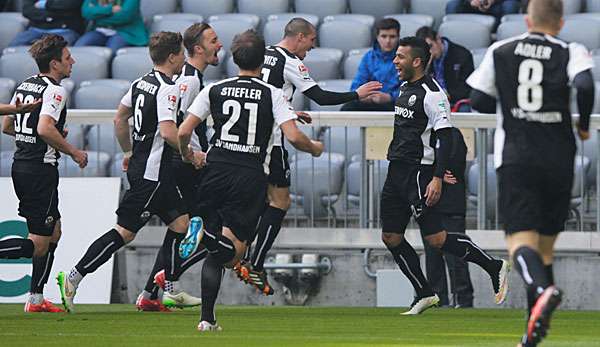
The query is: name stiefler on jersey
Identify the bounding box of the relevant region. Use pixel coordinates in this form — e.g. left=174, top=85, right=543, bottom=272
left=396, top=106, right=415, bottom=119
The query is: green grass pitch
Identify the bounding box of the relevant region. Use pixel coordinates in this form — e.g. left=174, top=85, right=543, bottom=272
left=1, top=304, right=599, bottom=346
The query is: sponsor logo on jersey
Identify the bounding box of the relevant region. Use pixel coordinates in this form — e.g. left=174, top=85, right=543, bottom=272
left=168, top=94, right=177, bottom=111
left=408, top=95, right=417, bottom=106
left=298, top=64, right=311, bottom=80
left=51, top=93, right=63, bottom=110
left=437, top=101, right=448, bottom=119
left=179, top=83, right=188, bottom=92
left=395, top=106, right=414, bottom=119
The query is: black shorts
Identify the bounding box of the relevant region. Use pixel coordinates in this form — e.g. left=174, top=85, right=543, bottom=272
left=116, top=174, right=187, bottom=233
left=194, top=162, right=267, bottom=243
left=267, top=145, right=290, bottom=187
left=11, top=162, right=60, bottom=236
left=173, top=159, right=206, bottom=212
left=498, top=163, right=573, bottom=236
left=380, top=161, right=444, bottom=236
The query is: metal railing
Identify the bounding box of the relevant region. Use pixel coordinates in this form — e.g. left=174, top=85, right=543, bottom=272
left=0, top=110, right=598, bottom=231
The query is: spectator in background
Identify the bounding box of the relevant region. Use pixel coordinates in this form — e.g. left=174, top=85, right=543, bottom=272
left=9, top=0, right=85, bottom=46
left=446, top=0, right=521, bottom=23
left=341, top=18, right=401, bottom=112
left=76, top=0, right=148, bottom=56
left=416, top=26, right=474, bottom=112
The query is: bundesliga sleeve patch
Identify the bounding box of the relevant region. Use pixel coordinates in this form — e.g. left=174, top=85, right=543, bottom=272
left=51, top=93, right=63, bottom=110
left=298, top=64, right=311, bottom=80
left=168, top=94, right=177, bottom=109
left=437, top=101, right=448, bottom=119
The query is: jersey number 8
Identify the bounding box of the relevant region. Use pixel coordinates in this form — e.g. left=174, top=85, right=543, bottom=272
left=517, top=59, right=544, bottom=112
left=14, top=93, right=35, bottom=134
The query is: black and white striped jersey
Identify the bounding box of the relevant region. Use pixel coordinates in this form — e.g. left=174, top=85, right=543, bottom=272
left=260, top=46, right=312, bottom=146
left=9, top=75, right=67, bottom=166
left=187, top=76, right=296, bottom=172
left=174, top=62, right=208, bottom=154
left=467, top=32, right=594, bottom=169
left=387, top=75, right=453, bottom=165
left=120, top=69, right=179, bottom=182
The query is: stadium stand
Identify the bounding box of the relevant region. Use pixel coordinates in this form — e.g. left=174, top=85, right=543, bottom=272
left=303, top=48, right=344, bottom=81
left=208, top=19, right=255, bottom=52
left=294, top=0, right=348, bottom=17
left=0, top=77, right=15, bottom=104
left=267, top=13, right=320, bottom=27
left=319, top=19, right=372, bottom=54
left=237, top=0, right=290, bottom=24
left=207, top=14, right=260, bottom=29
left=438, top=20, right=491, bottom=50
left=323, top=14, right=376, bottom=27
left=563, top=0, right=583, bottom=14
left=587, top=0, right=600, bottom=12
left=111, top=49, right=153, bottom=82
left=385, top=14, right=435, bottom=37
left=0, top=50, right=37, bottom=87
left=559, top=18, right=600, bottom=50
left=348, top=0, right=405, bottom=19
left=409, top=0, right=452, bottom=28
left=343, top=48, right=369, bottom=79
left=181, top=0, right=235, bottom=17
left=0, top=12, right=27, bottom=52
left=442, top=14, right=497, bottom=32
left=139, top=0, right=177, bottom=25
left=496, top=20, right=528, bottom=41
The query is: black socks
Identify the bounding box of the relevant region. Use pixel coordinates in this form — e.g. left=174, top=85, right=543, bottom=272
left=200, top=254, right=224, bottom=324
left=386, top=240, right=433, bottom=298
left=30, top=242, right=57, bottom=294
left=441, top=233, right=501, bottom=275
left=0, top=238, right=34, bottom=259
left=251, top=206, right=286, bottom=271
left=75, top=229, right=125, bottom=276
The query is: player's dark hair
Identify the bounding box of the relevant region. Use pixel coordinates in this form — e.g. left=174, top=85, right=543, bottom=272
left=375, top=18, right=400, bottom=36
left=29, top=34, right=68, bottom=73
left=284, top=17, right=316, bottom=38
left=398, top=36, right=431, bottom=71
left=528, top=0, right=563, bottom=29
left=415, top=26, right=438, bottom=41
left=184, top=23, right=212, bottom=57
left=231, top=29, right=265, bottom=70
left=149, top=31, right=183, bottom=65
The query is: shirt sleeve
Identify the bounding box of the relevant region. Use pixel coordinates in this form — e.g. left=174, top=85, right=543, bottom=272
left=466, top=44, right=497, bottom=97
left=425, top=90, right=453, bottom=131
left=567, top=42, right=594, bottom=83
left=120, top=83, right=133, bottom=108
left=156, top=83, right=178, bottom=122
left=40, top=84, right=67, bottom=121
left=271, top=87, right=298, bottom=126
left=187, top=84, right=212, bottom=122
left=179, top=76, right=201, bottom=114
left=284, top=56, right=317, bottom=93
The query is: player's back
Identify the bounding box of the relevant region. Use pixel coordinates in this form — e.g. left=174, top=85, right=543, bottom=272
left=262, top=45, right=316, bottom=102
left=12, top=74, right=67, bottom=166
left=203, top=76, right=291, bottom=172
left=491, top=32, right=589, bottom=167
left=126, top=69, right=179, bottom=181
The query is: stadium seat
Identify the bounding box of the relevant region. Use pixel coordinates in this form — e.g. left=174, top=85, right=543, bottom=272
left=563, top=0, right=582, bottom=14
left=140, top=0, right=177, bottom=24
left=60, top=78, right=75, bottom=107
left=0, top=51, right=38, bottom=85
left=0, top=128, right=16, bottom=152
left=442, top=14, right=496, bottom=32
left=343, top=48, right=369, bottom=79
left=409, top=0, right=451, bottom=28
left=0, top=13, right=27, bottom=52
left=500, top=14, right=526, bottom=23
left=570, top=155, right=591, bottom=228
left=237, top=0, right=290, bottom=23
left=323, top=14, right=375, bottom=28
left=209, top=20, right=255, bottom=52
left=0, top=12, right=27, bottom=25
left=115, top=46, right=148, bottom=55
left=303, top=48, right=344, bottom=81
left=496, top=20, right=528, bottom=41
left=319, top=20, right=371, bottom=54
left=208, top=14, right=261, bottom=29
left=0, top=151, right=12, bottom=177
left=112, top=52, right=153, bottom=82
left=346, top=159, right=388, bottom=214
left=69, top=52, right=110, bottom=86
left=309, top=79, right=352, bottom=111
left=289, top=152, right=345, bottom=219
left=75, top=79, right=130, bottom=109
left=470, top=48, right=487, bottom=69
left=87, top=124, right=122, bottom=155
left=264, top=19, right=290, bottom=45
left=587, top=0, right=600, bottom=12
left=294, top=0, right=348, bottom=17
left=60, top=150, right=111, bottom=177
left=2, top=45, right=30, bottom=55
left=467, top=154, right=498, bottom=223
left=565, top=13, right=600, bottom=22
left=592, top=53, right=600, bottom=81
left=151, top=14, right=204, bottom=34
left=70, top=46, right=113, bottom=61
left=0, top=78, right=15, bottom=104
left=438, top=21, right=491, bottom=50
left=203, top=49, right=227, bottom=80
left=559, top=19, right=600, bottom=51
left=385, top=14, right=434, bottom=37
left=322, top=127, right=362, bottom=160
left=225, top=55, right=239, bottom=78
left=267, top=13, right=320, bottom=27
left=181, top=0, right=235, bottom=17
left=348, top=0, right=404, bottom=19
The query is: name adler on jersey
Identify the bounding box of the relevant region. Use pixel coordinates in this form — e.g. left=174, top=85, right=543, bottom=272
left=214, top=139, right=260, bottom=154
left=514, top=42, right=552, bottom=60
left=395, top=106, right=415, bottom=119
left=220, top=87, right=262, bottom=100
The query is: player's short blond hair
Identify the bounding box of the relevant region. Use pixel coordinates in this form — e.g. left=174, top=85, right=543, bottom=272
left=528, top=0, right=563, bottom=30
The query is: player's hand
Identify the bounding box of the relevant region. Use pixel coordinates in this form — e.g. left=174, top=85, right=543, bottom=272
left=296, top=111, right=312, bottom=124
left=15, top=98, right=41, bottom=114
left=577, top=122, right=590, bottom=141
left=443, top=170, right=457, bottom=185
left=71, top=149, right=88, bottom=169
left=191, top=150, right=206, bottom=169
left=311, top=140, right=324, bottom=157
left=122, top=155, right=130, bottom=172
left=356, top=81, right=383, bottom=99
left=425, top=176, right=442, bottom=206
left=369, top=92, right=392, bottom=105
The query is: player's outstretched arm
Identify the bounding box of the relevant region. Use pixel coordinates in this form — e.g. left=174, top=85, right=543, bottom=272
left=302, top=81, right=382, bottom=106
left=38, top=115, right=87, bottom=168
left=469, top=89, right=496, bottom=113
left=280, top=119, right=323, bottom=157
left=573, top=69, right=595, bottom=140
left=0, top=98, right=42, bottom=116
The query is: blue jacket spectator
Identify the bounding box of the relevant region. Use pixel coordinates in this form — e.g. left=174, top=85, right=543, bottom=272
left=341, top=18, right=402, bottom=112
left=9, top=0, right=85, bottom=46
left=76, top=0, right=148, bottom=56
